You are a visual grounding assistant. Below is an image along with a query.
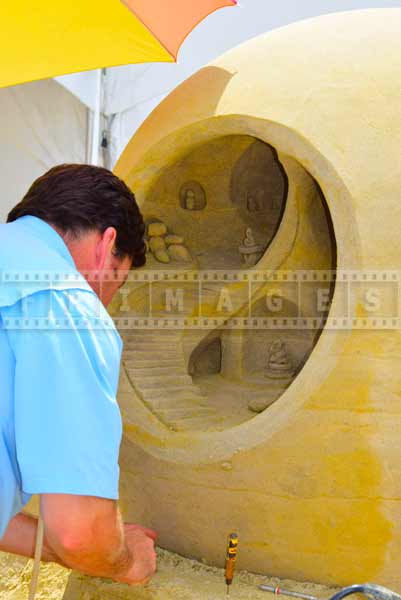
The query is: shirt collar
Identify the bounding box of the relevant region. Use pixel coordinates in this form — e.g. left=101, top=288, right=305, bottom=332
left=15, top=215, right=76, bottom=268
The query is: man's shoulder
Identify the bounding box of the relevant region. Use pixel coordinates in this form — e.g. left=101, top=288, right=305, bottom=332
left=0, top=219, right=92, bottom=308
left=0, top=217, right=74, bottom=271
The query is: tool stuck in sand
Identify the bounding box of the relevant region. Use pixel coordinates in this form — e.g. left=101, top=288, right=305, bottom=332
left=259, top=583, right=401, bottom=600
left=225, top=532, right=238, bottom=594
left=28, top=509, right=44, bottom=600
left=259, top=585, right=318, bottom=600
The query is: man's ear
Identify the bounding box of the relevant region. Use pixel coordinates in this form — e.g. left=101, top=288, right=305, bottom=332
left=95, top=227, right=117, bottom=271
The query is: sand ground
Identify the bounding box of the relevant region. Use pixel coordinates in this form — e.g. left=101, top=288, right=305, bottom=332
left=0, top=547, right=337, bottom=600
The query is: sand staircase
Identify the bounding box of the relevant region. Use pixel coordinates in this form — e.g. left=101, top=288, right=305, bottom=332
left=121, top=329, right=223, bottom=432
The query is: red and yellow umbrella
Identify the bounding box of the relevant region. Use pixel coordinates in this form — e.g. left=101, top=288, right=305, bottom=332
left=0, top=0, right=237, bottom=89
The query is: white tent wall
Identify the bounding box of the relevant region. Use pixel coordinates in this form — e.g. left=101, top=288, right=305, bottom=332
left=0, top=79, right=88, bottom=222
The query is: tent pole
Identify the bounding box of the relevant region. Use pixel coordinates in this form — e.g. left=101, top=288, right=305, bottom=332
left=90, top=69, right=102, bottom=165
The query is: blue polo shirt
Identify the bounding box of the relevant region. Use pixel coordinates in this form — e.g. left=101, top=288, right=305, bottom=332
left=0, top=216, right=123, bottom=539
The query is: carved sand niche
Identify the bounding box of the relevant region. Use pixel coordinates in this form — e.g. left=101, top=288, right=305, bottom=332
left=112, top=9, right=401, bottom=588
left=141, top=135, right=287, bottom=270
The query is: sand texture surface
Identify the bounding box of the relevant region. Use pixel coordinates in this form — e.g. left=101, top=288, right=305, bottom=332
left=0, top=547, right=336, bottom=600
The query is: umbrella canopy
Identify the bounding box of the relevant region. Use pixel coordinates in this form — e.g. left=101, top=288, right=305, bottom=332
left=0, top=0, right=236, bottom=89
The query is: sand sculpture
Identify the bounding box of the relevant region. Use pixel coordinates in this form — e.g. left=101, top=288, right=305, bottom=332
left=0, top=8, right=398, bottom=599
left=110, top=8, right=401, bottom=588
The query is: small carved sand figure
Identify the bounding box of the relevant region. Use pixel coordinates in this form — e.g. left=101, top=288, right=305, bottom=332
left=243, top=227, right=256, bottom=247
left=255, top=187, right=265, bottom=211
left=271, top=193, right=281, bottom=211
left=247, top=194, right=256, bottom=212
left=265, top=339, right=294, bottom=378
left=249, top=339, right=295, bottom=413
left=184, top=189, right=196, bottom=210
left=238, top=227, right=263, bottom=266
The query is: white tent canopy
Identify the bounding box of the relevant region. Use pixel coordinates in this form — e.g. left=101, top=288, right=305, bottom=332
left=1, top=0, right=400, bottom=221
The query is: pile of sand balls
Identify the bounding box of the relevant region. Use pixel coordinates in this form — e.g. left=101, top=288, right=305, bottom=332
left=147, top=221, right=192, bottom=264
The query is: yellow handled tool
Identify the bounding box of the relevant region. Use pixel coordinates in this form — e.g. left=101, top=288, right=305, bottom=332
left=225, top=532, right=238, bottom=595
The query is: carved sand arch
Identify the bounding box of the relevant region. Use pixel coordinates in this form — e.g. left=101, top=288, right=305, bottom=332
left=115, top=135, right=336, bottom=431
left=113, top=9, right=401, bottom=587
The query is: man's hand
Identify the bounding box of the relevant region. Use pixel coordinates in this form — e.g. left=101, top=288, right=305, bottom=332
left=113, top=524, right=157, bottom=585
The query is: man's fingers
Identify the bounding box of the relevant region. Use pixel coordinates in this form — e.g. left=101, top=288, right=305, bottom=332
left=140, top=527, right=158, bottom=541
left=124, top=523, right=158, bottom=540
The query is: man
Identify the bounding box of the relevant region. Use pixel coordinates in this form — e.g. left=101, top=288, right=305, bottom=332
left=0, top=164, right=157, bottom=584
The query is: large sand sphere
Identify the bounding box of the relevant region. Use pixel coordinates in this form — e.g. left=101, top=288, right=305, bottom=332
left=113, top=9, right=401, bottom=586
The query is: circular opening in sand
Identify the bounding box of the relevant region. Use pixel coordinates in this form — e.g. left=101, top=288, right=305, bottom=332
left=117, top=134, right=336, bottom=433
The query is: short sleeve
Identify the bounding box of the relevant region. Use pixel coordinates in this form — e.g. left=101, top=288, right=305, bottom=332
left=3, top=289, right=123, bottom=499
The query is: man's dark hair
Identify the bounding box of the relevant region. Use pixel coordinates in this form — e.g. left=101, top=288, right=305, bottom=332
left=7, top=163, right=146, bottom=267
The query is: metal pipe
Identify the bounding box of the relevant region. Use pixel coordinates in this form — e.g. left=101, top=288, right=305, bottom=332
left=329, top=584, right=401, bottom=600
left=90, top=68, right=102, bottom=165
left=259, top=583, right=401, bottom=600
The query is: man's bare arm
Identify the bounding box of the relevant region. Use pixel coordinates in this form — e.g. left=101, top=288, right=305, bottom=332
left=41, top=494, right=157, bottom=584
left=0, top=495, right=157, bottom=585
left=0, top=512, right=60, bottom=563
